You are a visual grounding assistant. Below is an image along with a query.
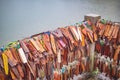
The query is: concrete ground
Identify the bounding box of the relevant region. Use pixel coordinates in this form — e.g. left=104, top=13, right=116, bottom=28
left=0, top=0, right=120, bottom=47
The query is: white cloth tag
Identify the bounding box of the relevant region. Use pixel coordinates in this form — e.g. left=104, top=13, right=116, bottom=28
left=77, top=27, right=82, bottom=41
left=57, top=49, right=61, bottom=63
left=18, top=48, right=27, bottom=63
left=72, top=27, right=80, bottom=41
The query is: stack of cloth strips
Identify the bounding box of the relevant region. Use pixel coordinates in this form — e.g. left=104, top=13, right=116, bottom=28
left=0, top=19, right=120, bottom=80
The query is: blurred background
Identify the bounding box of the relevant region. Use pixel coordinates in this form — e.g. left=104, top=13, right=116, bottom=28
left=0, top=0, right=120, bottom=47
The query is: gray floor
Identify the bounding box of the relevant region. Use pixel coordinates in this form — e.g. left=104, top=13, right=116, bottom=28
left=0, top=0, right=120, bottom=47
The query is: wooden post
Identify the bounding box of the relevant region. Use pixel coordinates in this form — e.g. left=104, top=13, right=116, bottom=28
left=84, top=14, right=101, bottom=71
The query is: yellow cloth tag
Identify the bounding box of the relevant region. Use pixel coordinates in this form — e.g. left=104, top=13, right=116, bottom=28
left=81, top=34, right=85, bottom=46
left=2, top=53, right=9, bottom=75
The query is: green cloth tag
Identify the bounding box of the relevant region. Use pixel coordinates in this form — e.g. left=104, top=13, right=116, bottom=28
left=16, top=43, right=20, bottom=49
left=100, top=40, right=105, bottom=46
left=100, top=19, right=106, bottom=24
